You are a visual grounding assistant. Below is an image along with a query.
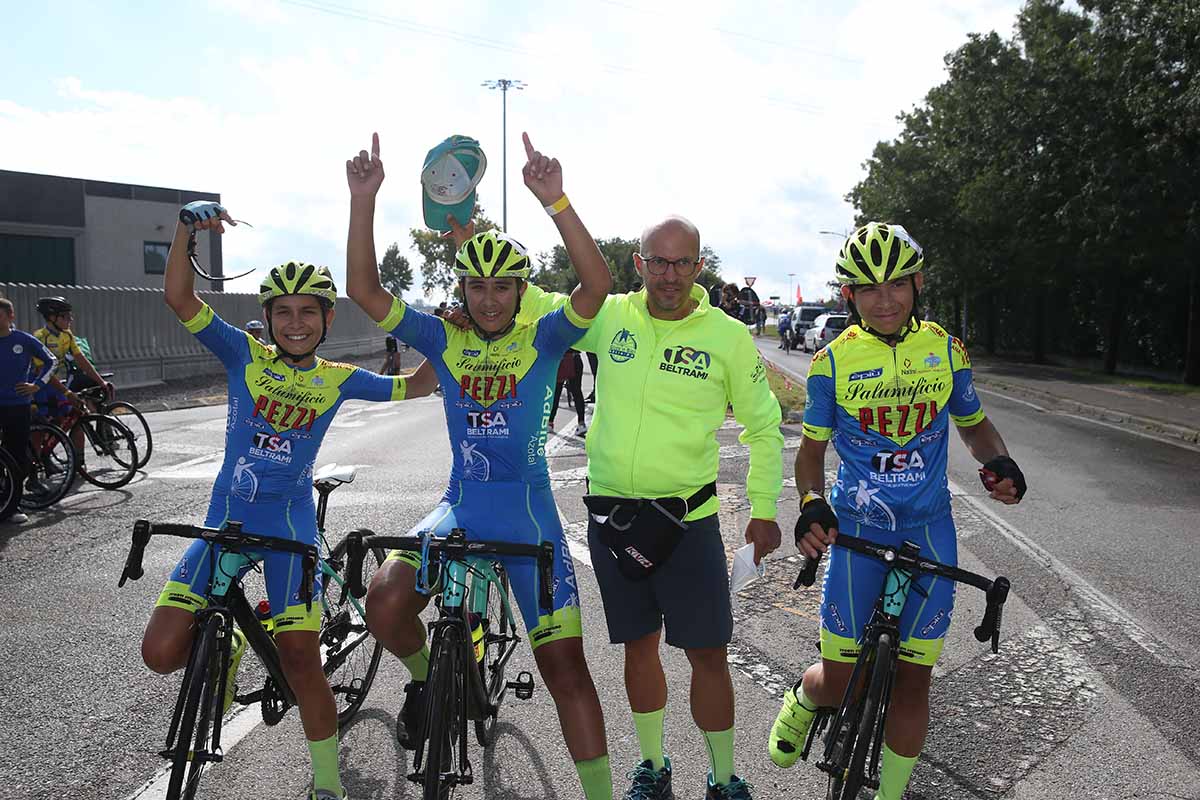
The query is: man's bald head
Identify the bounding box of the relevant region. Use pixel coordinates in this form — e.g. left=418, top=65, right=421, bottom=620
left=640, top=215, right=701, bottom=258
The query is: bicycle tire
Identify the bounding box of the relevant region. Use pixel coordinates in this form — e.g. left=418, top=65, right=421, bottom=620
left=167, top=615, right=220, bottom=800
left=76, top=413, right=138, bottom=489
left=20, top=422, right=77, bottom=510
left=474, top=565, right=510, bottom=748
left=103, top=400, right=153, bottom=469
left=423, top=631, right=461, bottom=800
left=842, top=632, right=893, bottom=800
left=0, top=446, right=21, bottom=522
left=323, top=539, right=385, bottom=728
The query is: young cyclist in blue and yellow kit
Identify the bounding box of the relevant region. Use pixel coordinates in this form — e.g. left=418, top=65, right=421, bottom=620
left=344, top=131, right=615, bottom=800
left=140, top=204, right=437, bottom=800
left=768, top=223, right=1027, bottom=800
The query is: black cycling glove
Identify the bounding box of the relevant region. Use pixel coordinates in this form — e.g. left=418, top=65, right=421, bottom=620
left=794, top=493, right=838, bottom=545
left=979, top=455, right=1027, bottom=500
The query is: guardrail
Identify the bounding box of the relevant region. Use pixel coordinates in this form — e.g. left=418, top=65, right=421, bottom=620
left=0, top=283, right=393, bottom=386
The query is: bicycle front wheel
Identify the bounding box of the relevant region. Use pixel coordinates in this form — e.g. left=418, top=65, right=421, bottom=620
left=104, top=400, right=153, bottom=469
left=20, top=422, right=77, bottom=510
left=322, top=539, right=385, bottom=728
left=474, top=565, right=510, bottom=748
left=168, top=615, right=222, bottom=800
left=423, top=631, right=462, bottom=800
left=0, top=446, right=20, bottom=522
left=77, top=413, right=138, bottom=489
left=842, top=632, right=893, bottom=800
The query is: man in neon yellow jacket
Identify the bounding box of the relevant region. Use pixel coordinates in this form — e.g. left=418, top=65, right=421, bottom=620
left=521, top=215, right=784, bottom=800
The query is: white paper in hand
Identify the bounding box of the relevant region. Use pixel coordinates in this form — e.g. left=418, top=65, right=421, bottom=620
left=730, top=542, right=767, bottom=599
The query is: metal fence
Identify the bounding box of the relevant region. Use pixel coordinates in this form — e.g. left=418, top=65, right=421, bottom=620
left=0, top=283, right=391, bottom=386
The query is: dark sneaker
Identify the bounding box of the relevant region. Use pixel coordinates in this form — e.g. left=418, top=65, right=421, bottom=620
left=705, top=774, right=754, bottom=800
left=396, top=680, right=426, bottom=750
left=622, top=757, right=674, bottom=800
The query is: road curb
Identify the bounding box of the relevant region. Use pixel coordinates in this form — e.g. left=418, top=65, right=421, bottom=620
left=973, top=376, right=1200, bottom=445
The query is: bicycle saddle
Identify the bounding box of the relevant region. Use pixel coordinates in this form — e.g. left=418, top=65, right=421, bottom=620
left=313, top=463, right=357, bottom=490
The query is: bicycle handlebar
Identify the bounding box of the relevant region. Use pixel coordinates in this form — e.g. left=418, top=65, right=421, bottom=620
left=794, top=533, right=1011, bottom=654
left=119, top=519, right=320, bottom=612
left=344, top=529, right=556, bottom=613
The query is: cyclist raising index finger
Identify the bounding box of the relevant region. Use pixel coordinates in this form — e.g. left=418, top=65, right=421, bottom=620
left=767, top=222, right=1027, bottom=800
left=141, top=202, right=438, bottom=800
left=345, top=131, right=614, bottom=800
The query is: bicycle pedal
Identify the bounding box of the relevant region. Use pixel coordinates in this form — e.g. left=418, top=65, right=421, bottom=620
left=506, top=670, right=535, bottom=700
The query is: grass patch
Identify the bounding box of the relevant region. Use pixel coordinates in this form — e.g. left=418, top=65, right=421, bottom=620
left=766, top=361, right=806, bottom=417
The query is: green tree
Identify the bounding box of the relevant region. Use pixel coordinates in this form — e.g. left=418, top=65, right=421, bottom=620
left=531, top=237, right=725, bottom=296
left=410, top=204, right=498, bottom=299
left=378, top=242, right=413, bottom=298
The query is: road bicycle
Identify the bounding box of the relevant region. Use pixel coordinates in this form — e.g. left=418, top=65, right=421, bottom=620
left=345, top=527, right=551, bottom=800
left=118, top=464, right=383, bottom=800
left=18, top=419, right=78, bottom=510
left=76, top=370, right=153, bottom=469
left=42, top=394, right=139, bottom=489
left=793, top=534, right=1011, bottom=800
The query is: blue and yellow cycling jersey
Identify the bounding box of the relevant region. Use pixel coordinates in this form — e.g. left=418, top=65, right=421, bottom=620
left=183, top=303, right=407, bottom=503
left=377, top=297, right=591, bottom=491
left=32, top=326, right=84, bottom=380
left=802, top=321, right=984, bottom=530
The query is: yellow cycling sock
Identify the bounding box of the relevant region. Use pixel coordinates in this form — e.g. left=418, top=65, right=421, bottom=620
left=632, top=707, right=666, bottom=770
left=306, top=732, right=342, bottom=796
left=400, top=643, right=430, bottom=682
left=703, top=726, right=736, bottom=786
left=875, top=743, right=918, bottom=800
left=574, top=754, right=612, bottom=800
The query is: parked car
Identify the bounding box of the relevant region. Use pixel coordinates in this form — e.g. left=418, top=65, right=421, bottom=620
left=791, top=304, right=827, bottom=343
left=804, top=313, right=849, bottom=352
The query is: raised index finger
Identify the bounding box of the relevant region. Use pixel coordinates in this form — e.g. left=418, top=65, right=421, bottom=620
left=522, top=131, right=535, bottom=160
left=372, top=132, right=380, bottom=160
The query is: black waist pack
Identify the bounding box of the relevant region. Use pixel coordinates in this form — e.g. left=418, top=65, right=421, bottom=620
left=583, top=482, right=716, bottom=581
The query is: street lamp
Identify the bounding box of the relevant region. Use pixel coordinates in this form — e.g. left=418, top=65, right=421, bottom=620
left=787, top=272, right=796, bottom=305
left=481, top=78, right=526, bottom=231
left=818, top=229, right=850, bottom=238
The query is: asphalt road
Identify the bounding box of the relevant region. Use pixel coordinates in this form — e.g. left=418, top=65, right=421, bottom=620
left=1, top=346, right=1198, bottom=800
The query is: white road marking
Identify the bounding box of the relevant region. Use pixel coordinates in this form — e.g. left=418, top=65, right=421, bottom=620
left=974, top=386, right=1049, bottom=412
left=947, top=478, right=1189, bottom=667
left=121, top=704, right=262, bottom=800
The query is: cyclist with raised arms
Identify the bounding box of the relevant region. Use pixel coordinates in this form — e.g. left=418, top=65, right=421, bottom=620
left=767, top=223, right=1027, bottom=800
left=140, top=205, right=438, bottom=800
left=345, top=131, right=614, bottom=800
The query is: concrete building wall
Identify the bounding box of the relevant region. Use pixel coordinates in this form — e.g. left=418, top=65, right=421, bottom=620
left=81, top=195, right=216, bottom=288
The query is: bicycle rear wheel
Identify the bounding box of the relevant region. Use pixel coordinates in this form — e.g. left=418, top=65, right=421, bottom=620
left=20, top=422, right=77, bottom=510
left=842, top=632, right=893, bottom=800
left=323, top=539, right=385, bottom=728
left=76, top=413, right=138, bottom=489
left=168, top=615, right=221, bottom=800
left=103, top=400, right=153, bottom=469
left=474, top=565, right=510, bottom=748
left=423, top=630, right=462, bottom=800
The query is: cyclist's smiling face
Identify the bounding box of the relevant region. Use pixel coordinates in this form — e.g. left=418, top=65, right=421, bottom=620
left=846, top=274, right=924, bottom=335
left=269, top=295, right=334, bottom=356
left=463, top=277, right=523, bottom=335
left=636, top=219, right=703, bottom=320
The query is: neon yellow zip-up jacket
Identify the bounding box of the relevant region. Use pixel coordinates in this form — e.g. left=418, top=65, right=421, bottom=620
left=523, top=284, right=783, bottom=521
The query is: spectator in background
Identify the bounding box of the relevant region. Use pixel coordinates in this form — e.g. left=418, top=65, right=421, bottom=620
left=551, top=348, right=587, bottom=436
left=755, top=305, right=766, bottom=336
left=0, top=297, right=59, bottom=524
left=244, top=319, right=266, bottom=343
left=584, top=351, right=599, bottom=404
left=379, top=335, right=402, bottom=375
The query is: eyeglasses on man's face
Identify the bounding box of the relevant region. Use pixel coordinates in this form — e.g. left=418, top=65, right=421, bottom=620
left=636, top=254, right=702, bottom=277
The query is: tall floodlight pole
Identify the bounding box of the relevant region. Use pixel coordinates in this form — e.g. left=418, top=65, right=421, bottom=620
left=481, top=78, right=526, bottom=231
left=788, top=272, right=796, bottom=304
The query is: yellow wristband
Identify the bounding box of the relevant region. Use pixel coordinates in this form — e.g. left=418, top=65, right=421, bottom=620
left=801, top=491, right=825, bottom=508
left=544, top=195, right=570, bottom=216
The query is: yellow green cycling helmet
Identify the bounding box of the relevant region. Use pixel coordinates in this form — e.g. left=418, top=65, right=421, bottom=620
left=835, top=222, right=924, bottom=285
left=258, top=261, right=338, bottom=306
left=454, top=230, right=531, bottom=280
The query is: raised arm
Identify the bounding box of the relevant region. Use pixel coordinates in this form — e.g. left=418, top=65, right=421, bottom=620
left=346, top=132, right=397, bottom=323
left=164, top=202, right=233, bottom=322
left=521, top=132, right=611, bottom=320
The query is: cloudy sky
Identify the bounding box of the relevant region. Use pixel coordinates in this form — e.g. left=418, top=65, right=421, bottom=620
left=2, top=0, right=1024, bottom=304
